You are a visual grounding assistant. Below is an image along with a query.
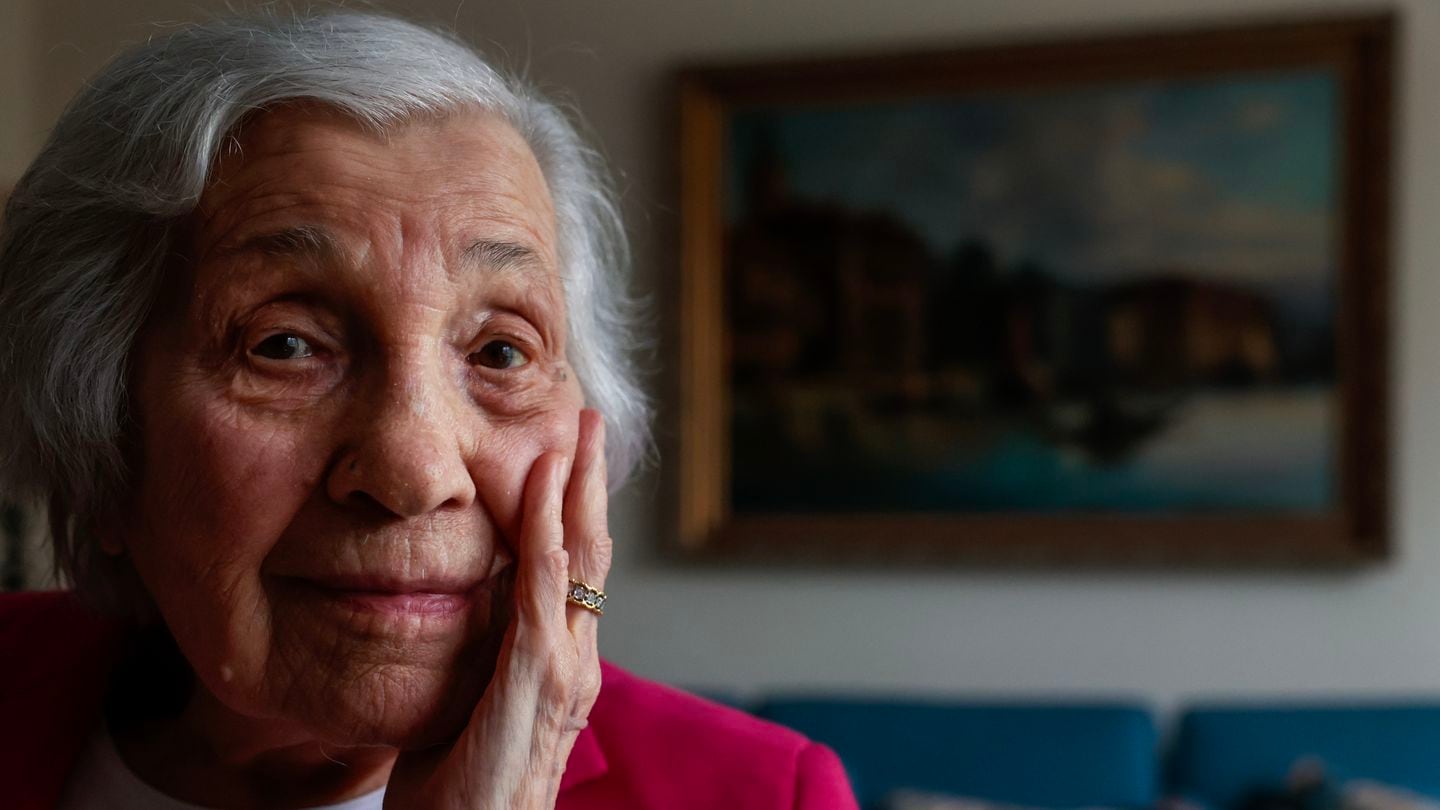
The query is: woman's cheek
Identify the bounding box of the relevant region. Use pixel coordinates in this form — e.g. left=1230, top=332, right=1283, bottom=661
left=139, top=395, right=321, bottom=589
left=199, top=401, right=322, bottom=501
left=468, top=377, right=582, bottom=540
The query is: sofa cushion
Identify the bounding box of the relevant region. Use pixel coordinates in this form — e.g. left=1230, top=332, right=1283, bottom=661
left=1170, top=703, right=1440, bottom=808
left=756, top=698, right=1156, bottom=809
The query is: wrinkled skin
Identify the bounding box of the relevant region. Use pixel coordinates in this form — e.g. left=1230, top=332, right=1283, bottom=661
left=110, top=104, right=610, bottom=808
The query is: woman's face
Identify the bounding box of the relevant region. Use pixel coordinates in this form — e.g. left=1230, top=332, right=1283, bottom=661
left=122, top=104, right=583, bottom=747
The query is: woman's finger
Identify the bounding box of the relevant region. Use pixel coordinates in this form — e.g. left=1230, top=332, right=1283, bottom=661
left=562, top=409, right=611, bottom=634
left=515, top=451, right=571, bottom=658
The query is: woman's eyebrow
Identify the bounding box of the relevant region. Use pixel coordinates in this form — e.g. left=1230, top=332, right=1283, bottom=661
left=461, top=238, right=544, bottom=275
left=215, top=224, right=341, bottom=263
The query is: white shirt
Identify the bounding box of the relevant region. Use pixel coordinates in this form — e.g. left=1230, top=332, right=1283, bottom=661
left=57, top=725, right=386, bottom=810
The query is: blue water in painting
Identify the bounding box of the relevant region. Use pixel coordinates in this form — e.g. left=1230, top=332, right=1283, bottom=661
left=732, top=390, right=1334, bottom=514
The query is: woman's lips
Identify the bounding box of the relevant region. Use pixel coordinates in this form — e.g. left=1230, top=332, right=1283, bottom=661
left=336, top=591, right=471, bottom=616
left=287, top=575, right=479, bottom=617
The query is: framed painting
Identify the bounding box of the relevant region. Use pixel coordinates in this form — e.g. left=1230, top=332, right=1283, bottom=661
left=674, top=14, right=1394, bottom=565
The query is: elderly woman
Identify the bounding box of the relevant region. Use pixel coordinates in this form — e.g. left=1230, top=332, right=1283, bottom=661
left=0, top=10, right=855, bottom=809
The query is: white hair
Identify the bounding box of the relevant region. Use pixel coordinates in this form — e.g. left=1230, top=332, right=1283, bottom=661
left=0, top=9, right=650, bottom=602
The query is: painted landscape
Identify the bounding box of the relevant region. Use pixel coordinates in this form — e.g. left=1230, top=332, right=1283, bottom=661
left=725, top=70, right=1339, bottom=514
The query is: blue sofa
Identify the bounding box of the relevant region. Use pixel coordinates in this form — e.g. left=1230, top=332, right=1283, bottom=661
left=1170, top=703, right=1440, bottom=808
left=742, top=696, right=1440, bottom=809
left=757, top=698, right=1156, bottom=808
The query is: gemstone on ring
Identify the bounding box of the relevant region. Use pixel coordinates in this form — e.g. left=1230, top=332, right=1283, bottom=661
left=567, top=578, right=606, bottom=615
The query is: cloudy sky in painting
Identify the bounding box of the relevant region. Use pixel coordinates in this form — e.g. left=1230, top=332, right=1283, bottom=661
left=728, top=70, right=1337, bottom=297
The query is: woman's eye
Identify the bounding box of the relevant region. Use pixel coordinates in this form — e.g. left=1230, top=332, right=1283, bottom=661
left=470, top=340, right=529, bottom=370
left=252, top=333, right=314, bottom=360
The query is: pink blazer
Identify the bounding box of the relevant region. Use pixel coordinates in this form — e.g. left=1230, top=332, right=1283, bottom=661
left=0, top=590, right=857, bottom=809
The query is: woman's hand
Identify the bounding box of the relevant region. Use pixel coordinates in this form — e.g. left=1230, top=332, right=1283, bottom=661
left=385, top=409, right=611, bottom=809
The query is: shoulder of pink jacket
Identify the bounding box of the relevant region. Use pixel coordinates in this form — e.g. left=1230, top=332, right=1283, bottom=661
left=558, top=660, right=857, bottom=809
left=0, top=589, right=119, bottom=810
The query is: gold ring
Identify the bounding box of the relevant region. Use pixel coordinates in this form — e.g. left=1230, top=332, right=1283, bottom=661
left=566, top=578, right=607, bottom=616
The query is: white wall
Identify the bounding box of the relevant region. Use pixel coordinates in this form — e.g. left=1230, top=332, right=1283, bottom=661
left=10, top=0, right=1440, bottom=713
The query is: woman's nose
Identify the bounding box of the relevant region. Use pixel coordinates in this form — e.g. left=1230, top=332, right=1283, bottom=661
left=326, top=373, right=476, bottom=518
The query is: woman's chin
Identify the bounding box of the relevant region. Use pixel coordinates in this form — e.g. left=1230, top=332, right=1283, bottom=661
left=310, top=668, right=491, bottom=749
left=353, top=709, right=474, bottom=751
left=251, top=576, right=512, bottom=748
